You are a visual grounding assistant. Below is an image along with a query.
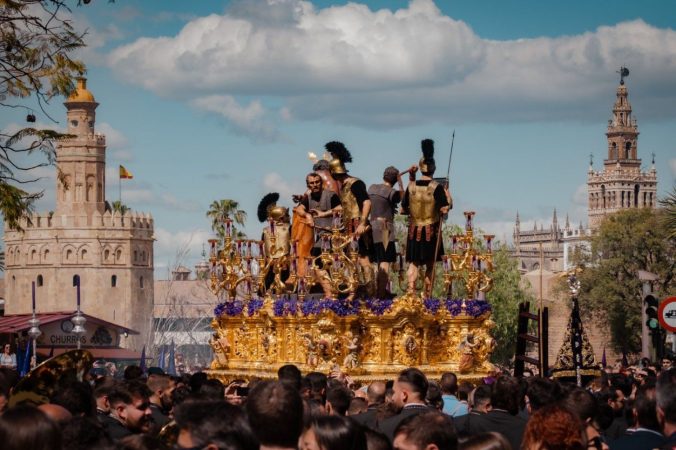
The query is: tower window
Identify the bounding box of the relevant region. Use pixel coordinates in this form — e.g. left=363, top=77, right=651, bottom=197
left=37, top=275, right=43, bottom=287
left=70, top=120, right=78, bottom=127
left=111, top=275, right=117, bottom=287
left=73, top=274, right=80, bottom=286
left=140, top=276, right=144, bottom=289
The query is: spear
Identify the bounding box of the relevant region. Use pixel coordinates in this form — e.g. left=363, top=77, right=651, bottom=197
left=429, top=131, right=455, bottom=297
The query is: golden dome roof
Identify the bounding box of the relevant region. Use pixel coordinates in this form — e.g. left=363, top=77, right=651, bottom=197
left=66, top=77, right=95, bottom=103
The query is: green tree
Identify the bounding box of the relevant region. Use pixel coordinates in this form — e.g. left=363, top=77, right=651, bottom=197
left=1, top=0, right=87, bottom=229
left=487, top=244, right=536, bottom=365
left=576, top=208, right=675, bottom=353
left=660, top=184, right=676, bottom=239
left=111, top=200, right=129, bottom=215
left=206, top=199, right=247, bottom=240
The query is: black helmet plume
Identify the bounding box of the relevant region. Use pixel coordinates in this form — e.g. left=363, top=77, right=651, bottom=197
left=421, top=139, right=435, bottom=163
left=257, top=192, right=280, bottom=222
left=325, top=141, right=352, bottom=163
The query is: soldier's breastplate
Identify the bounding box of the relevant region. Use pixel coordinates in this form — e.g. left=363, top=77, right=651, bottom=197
left=309, top=191, right=333, bottom=230
left=340, top=178, right=361, bottom=221
left=409, top=182, right=439, bottom=226
left=264, top=224, right=290, bottom=258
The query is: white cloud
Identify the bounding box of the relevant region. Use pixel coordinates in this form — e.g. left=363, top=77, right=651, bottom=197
left=191, top=95, right=282, bottom=142
left=107, top=0, right=676, bottom=132
left=97, top=122, right=129, bottom=149
left=262, top=172, right=304, bottom=202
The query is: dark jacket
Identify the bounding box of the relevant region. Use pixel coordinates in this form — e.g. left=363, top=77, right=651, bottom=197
left=378, top=404, right=434, bottom=441
left=465, top=409, right=526, bottom=450
left=352, top=406, right=379, bottom=430
left=611, top=429, right=665, bottom=450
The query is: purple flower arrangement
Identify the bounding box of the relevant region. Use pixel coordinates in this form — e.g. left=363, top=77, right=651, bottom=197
left=247, top=298, right=264, bottom=316
left=214, top=300, right=244, bottom=317
left=273, top=296, right=298, bottom=316
left=215, top=296, right=490, bottom=318
left=364, top=298, right=394, bottom=315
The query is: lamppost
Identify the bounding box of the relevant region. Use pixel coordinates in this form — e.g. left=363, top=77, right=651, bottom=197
left=72, top=276, right=86, bottom=350
left=27, top=281, right=41, bottom=369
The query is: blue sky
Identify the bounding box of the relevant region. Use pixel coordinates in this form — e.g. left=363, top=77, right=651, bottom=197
left=2, top=0, right=675, bottom=277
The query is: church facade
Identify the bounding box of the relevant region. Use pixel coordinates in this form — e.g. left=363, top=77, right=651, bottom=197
left=3, top=79, right=154, bottom=350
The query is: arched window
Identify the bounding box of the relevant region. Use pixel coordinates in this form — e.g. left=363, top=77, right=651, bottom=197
left=66, top=249, right=73, bottom=261
left=111, top=275, right=117, bottom=287
left=104, top=249, right=110, bottom=260
left=140, top=276, right=144, bottom=289
left=116, top=249, right=122, bottom=262
left=611, top=142, right=617, bottom=159
left=73, top=274, right=80, bottom=286
left=37, top=275, right=44, bottom=287
left=625, top=141, right=631, bottom=159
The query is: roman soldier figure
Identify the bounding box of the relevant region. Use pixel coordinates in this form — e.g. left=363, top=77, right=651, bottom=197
left=401, top=139, right=451, bottom=297
left=326, top=141, right=375, bottom=296
left=257, top=192, right=291, bottom=293
left=368, top=166, right=406, bottom=298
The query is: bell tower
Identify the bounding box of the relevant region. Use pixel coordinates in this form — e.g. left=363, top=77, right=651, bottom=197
left=56, top=77, right=106, bottom=216
left=587, top=68, right=657, bottom=228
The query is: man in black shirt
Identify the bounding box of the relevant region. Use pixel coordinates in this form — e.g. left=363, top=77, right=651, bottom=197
left=326, top=141, right=375, bottom=298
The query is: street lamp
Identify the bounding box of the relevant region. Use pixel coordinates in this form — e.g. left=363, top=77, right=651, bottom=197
left=27, top=281, right=41, bottom=369
left=72, top=275, right=86, bottom=350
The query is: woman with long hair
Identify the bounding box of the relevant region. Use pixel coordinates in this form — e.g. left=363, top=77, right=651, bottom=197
left=300, top=415, right=367, bottom=450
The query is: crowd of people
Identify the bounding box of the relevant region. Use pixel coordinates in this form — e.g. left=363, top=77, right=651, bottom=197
left=0, top=357, right=675, bottom=450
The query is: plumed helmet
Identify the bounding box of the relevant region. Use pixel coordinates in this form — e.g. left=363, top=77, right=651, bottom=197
left=325, top=141, right=352, bottom=175
left=257, top=192, right=280, bottom=222
left=419, top=139, right=436, bottom=174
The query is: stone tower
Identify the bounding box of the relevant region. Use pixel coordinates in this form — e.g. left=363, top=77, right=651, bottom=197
left=3, top=79, right=154, bottom=350
left=587, top=70, right=658, bottom=228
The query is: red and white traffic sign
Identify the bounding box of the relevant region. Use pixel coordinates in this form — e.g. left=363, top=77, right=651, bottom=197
left=658, top=296, right=676, bottom=333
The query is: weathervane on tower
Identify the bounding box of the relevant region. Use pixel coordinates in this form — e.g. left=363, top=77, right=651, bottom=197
left=617, top=66, right=630, bottom=85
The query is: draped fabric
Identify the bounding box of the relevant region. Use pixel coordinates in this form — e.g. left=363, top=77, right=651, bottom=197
left=292, top=207, right=313, bottom=277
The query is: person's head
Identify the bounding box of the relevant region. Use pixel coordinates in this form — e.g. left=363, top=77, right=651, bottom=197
left=278, top=364, right=302, bottom=391
left=525, top=377, right=562, bottom=413
left=61, top=416, right=116, bottom=450
left=393, top=411, right=457, bottom=450
left=124, top=365, right=144, bottom=381
left=458, top=432, right=510, bottom=450
left=633, top=384, right=659, bottom=431
left=3, top=343, right=11, bottom=354
left=199, top=378, right=225, bottom=401
left=313, top=160, right=330, bottom=172
left=247, top=381, right=303, bottom=449
left=562, top=387, right=598, bottom=423
left=383, top=166, right=399, bottom=186
left=304, top=372, right=328, bottom=403
left=0, top=405, right=62, bottom=450
left=425, top=381, right=444, bottom=411
left=118, top=434, right=169, bottom=450
left=174, top=400, right=258, bottom=450
left=490, top=376, right=519, bottom=415
left=189, top=371, right=208, bottom=393
left=108, top=380, right=153, bottom=433
left=457, top=382, right=473, bottom=402
left=656, top=367, right=676, bottom=433
left=348, top=397, right=368, bottom=416
left=326, top=386, right=352, bottom=416
left=300, top=415, right=367, bottom=450
left=522, top=404, right=586, bottom=450
left=306, top=173, right=324, bottom=195
left=147, top=374, right=173, bottom=404
left=38, top=403, right=73, bottom=424
left=94, top=376, right=117, bottom=413
left=51, top=380, right=96, bottom=417
left=392, top=368, right=428, bottom=409
left=469, top=385, right=491, bottom=413
left=367, top=381, right=386, bottom=406
left=439, top=373, right=458, bottom=396
left=364, top=428, right=392, bottom=450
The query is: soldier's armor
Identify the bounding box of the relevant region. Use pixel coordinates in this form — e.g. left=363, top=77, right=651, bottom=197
left=309, top=190, right=335, bottom=250
left=340, top=177, right=362, bottom=222
left=368, top=183, right=396, bottom=244
left=408, top=181, right=440, bottom=227
left=263, top=223, right=291, bottom=259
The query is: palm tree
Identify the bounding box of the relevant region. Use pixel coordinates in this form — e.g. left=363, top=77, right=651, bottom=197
left=206, top=199, right=247, bottom=239
left=659, top=184, right=676, bottom=239
left=112, top=200, right=130, bottom=215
